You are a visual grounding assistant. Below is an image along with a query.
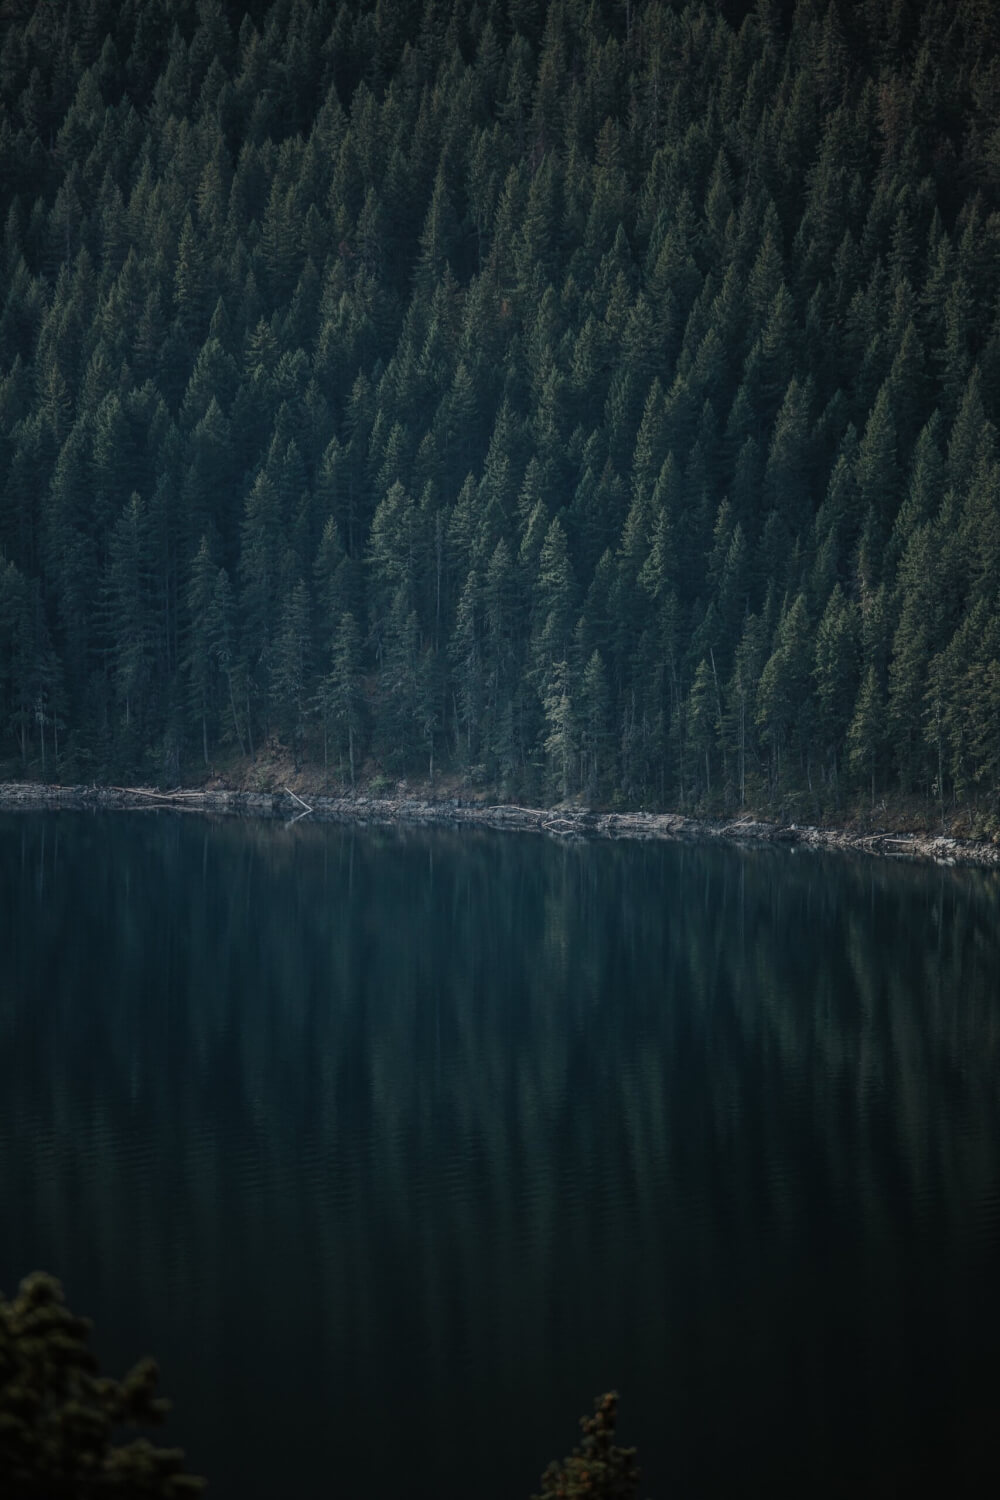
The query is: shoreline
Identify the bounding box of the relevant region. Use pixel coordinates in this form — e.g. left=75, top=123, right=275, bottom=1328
left=1, top=781, right=998, bottom=867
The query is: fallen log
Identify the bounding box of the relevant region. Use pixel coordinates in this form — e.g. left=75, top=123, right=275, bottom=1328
left=111, top=786, right=208, bottom=802
left=284, top=786, right=314, bottom=815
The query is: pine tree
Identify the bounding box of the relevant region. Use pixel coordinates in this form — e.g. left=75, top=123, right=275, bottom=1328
left=238, top=473, right=283, bottom=750
left=763, top=375, right=816, bottom=539
left=0, top=561, right=36, bottom=767
left=579, top=648, right=612, bottom=799
left=270, top=579, right=313, bottom=768
left=482, top=537, right=522, bottom=772
left=184, top=535, right=218, bottom=766
left=105, top=493, right=155, bottom=749
left=530, top=515, right=577, bottom=690
left=376, top=587, right=425, bottom=773
left=756, top=593, right=813, bottom=794
left=450, top=567, right=484, bottom=764
left=209, top=566, right=245, bottom=756
left=0, top=1271, right=204, bottom=1498
left=542, top=658, right=577, bottom=800
left=855, top=381, right=899, bottom=543
left=686, top=657, right=718, bottom=804
left=174, top=212, right=210, bottom=349
left=813, top=584, right=859, bottom=797
left=535, top=1392, right=639, bottom=1500
left=727, top=612, right=768, bottom=809
left=848, top=663, right=887, bottom=809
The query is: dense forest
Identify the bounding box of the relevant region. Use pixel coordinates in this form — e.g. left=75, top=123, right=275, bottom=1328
left=0, top=0, right=999, bottom=818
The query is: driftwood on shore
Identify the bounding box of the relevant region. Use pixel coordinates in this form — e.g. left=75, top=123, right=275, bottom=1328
left=283, top=786, right=314, bottom=820
left=110, top=786, right=210, bottom=806
left=0, top=782, right=997, bottom=868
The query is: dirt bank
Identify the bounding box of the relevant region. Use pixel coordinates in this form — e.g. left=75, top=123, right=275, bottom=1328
left=2, top=781, right=999, bottom=867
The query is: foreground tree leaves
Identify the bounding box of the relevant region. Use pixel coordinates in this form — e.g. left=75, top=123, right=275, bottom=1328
left=1, top=1273, right=638, bottom=1500
left=536, top=1392, right=640, bottom=1500
left=0, top=1273, right=204, bottom=1498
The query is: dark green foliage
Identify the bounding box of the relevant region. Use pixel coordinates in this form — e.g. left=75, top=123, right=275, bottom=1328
left=535, top=1392, right=639, bottom=1500
left=271, top=578, right=313, bottom=767
left=0, top=1272, right=203, bottom=1498
left=0, top=0, right=999, bottom=818
left=316, top=609, right=364, bottom=784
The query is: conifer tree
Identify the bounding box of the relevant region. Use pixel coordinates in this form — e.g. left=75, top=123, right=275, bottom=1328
left=184, top=535, right=218, bottom=766
left=530, top=516, right=577, bottom=693
left=0, top=1272, right=204, bottom=1499
left=848, top=663, right=887, bottom=810
left=210, top=566, right=246, bottom=756
left=813, top=584, right=859, bottom=795
left=105, top=493, right=155, bottom=748
left=271, top=579, right=313, bottom=768
left=756, top=594, right=813, bottom=794
left=535, top=1392, right=639, bottom=1500
left=542, top=658, right=577, bottom=800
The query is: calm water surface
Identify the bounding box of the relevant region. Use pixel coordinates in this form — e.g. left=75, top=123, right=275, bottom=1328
left=1, top=812, right=999, bottom=1497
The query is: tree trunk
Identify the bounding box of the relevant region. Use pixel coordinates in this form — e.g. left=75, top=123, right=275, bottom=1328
left=434, top=517, right=443, bottom=653
left=227, top=671, right=246, bottom=756
left=709, top=648, right=726, bottom=796
left=734, top=690, right=743, bottom=810
left=245, top=683, right=254, bottom=759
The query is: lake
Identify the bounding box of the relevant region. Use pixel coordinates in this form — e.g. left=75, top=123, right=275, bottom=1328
left=1, top=811, right=999, bottom=1497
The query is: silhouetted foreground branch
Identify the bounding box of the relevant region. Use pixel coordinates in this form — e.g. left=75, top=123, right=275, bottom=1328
left=0, top=1273, right=204, bottom=1498
left=2, top=1272, right=638, bottom=1500
left=535, top=1392, right=640, bottom=1500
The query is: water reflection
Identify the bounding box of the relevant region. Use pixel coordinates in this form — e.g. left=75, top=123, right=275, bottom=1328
left=0, top=813, right=998, bottom=1497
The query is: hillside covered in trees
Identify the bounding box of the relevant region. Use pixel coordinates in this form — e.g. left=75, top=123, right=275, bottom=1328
left=1, top=0, right=999, bottom=819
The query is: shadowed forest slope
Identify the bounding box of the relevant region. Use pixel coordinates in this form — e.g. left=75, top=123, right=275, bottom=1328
left=1, top=0, right=999, bottom=818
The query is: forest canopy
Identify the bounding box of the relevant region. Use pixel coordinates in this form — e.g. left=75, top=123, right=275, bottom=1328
left=1, top=0, right=999, bottom=818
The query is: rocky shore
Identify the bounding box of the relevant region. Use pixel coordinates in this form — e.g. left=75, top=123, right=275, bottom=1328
left=2, top=780, right=999, bottom=867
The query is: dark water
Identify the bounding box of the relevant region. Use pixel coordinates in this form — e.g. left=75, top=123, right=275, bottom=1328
left=1, top=813, right=999, bottom=1498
